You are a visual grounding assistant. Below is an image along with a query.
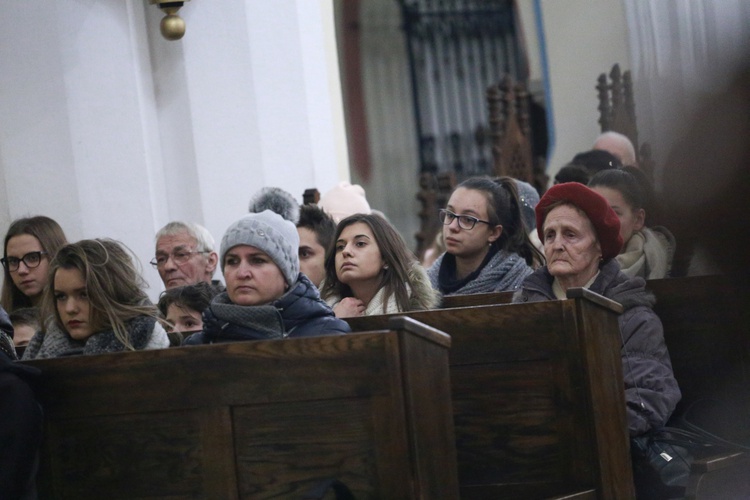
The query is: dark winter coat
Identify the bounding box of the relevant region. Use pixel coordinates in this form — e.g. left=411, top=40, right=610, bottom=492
left=0, top=305, right=42, bottom=500
left=513, top=259, right=681, bottom=437
left=184, top=273, right=351, bottom=345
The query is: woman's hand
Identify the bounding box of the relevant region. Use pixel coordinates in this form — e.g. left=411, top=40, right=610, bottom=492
left=333, top=297, right=366, bottom=318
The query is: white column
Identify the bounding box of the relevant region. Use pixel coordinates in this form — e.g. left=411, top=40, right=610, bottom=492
left=0, top=0, right=349, bottom=299
left=160, top=0, right=349, bottom=238
left=0, top=0, right=166, bottom=291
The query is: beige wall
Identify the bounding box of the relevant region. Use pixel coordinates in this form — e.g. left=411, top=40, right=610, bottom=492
left=540, top=0, right=631, bottom=181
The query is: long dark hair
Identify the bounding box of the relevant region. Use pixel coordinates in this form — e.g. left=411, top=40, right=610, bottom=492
left=2, top=216, right=68, bottom=312
left=456, top=176, right=544, bottom=266
left=320, top=213, right=417, bottom=314
left=589, top=166, right=657, bottom=223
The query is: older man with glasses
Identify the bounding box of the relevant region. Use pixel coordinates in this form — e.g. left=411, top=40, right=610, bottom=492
left=153, top=222, right=220, bottom=289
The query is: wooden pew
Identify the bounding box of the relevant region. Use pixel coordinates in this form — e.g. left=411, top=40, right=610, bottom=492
left=646, top=276, right=750, bottom=499
left=441, top=290, right=514, bottom=309
left=347, top=289, right=635, bottom=499
left=432, top=275, right=750, bottom=498
left=23, top=319, right=459, bottom=499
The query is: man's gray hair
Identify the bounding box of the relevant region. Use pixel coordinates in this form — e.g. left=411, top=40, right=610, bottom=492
left=155, top=221, right=215, bottom=252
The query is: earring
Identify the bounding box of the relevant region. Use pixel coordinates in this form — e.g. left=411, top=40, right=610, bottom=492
left=383, top=264, right=389, bottom=270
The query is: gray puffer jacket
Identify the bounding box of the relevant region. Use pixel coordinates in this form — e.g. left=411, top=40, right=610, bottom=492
left=513, top=259, right=681, bottom=437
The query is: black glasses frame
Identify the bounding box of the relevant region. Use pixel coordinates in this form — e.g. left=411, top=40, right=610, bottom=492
left=438, top=209, right=492, bottom=230
left=1, top=251, right=48, bottom=272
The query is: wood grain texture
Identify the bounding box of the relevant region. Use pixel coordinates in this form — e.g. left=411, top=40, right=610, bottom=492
left=441, top=291, right=514, bottom=309
left=348, top=295, right=634, bottom=499
left=24, top=325, right=459, bottom=499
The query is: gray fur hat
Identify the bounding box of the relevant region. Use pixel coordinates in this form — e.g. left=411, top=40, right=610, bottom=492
left=248, top=187, right=300, bottom=224
left=220, top=210, right=300, bottom=286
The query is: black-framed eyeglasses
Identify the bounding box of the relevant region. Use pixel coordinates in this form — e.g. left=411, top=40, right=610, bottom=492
left=1, top=251, right=48, bottom=272
left=150, top=250, right=209, bottom=269
left=439, top=209, right=492, bottom=230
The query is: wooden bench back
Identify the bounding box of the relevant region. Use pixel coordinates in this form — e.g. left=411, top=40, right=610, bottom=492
left=347, top=290, right=635, bottom=499
left=647, top=276, right=750, bottom=442
left=440, top=290, right=515, bottom=308
left=24, top=320, right=459, bottom=499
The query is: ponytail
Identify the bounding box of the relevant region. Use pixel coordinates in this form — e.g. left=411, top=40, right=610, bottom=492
left=495, top=177, right=545, bottom=267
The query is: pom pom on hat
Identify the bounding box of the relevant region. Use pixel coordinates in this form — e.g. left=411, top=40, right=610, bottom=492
left=535, top=182, right=623, bottom=260
left=248, top=187, right=300, bottom=224
left=318, top=181, right=371, bottom=223
left=220, top=210, right=300, bottom=286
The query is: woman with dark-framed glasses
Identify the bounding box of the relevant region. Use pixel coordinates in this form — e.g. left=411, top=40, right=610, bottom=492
left=1, top=216, right=68, bottom=313
left=427, top=177, right=543, bottom=297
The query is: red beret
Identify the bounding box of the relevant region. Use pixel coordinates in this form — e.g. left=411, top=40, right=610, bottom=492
left=535, top=182, right=623, bottom=260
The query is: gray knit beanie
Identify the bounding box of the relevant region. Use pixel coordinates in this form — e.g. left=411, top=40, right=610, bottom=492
left=220, top=210, right=300, bottom=286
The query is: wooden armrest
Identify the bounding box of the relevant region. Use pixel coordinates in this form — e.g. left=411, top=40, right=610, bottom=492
left=566, top=287, right=624, bottom=314
left=692, top=451, right=747, bottom=473
left=546, top=490, right=596, bottom=500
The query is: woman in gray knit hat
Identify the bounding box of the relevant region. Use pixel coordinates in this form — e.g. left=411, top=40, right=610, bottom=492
left=183, top=210, right=350, bottom=344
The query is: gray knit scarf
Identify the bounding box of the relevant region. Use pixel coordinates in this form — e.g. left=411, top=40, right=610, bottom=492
left=22, top=316, right=156, bottom=360
left=203, top=292, right=286, bottom=342
left=428, top=248, right=533, bottom=296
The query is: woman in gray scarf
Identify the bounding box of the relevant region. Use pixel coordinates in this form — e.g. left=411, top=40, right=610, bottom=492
left=428, top=176, right=543, bottom=297
left=184, top=210, right=350, bottom=345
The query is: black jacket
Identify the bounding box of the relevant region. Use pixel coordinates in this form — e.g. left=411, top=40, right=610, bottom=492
left=185, top=273, right=350, bottom=345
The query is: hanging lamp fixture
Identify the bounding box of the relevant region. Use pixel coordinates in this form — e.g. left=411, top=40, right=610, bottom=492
left=150, top=1, right=190, bottom=41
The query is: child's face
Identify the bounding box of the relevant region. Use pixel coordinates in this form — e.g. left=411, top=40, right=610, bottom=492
left=12, top=324, right=36, bottom=347
left=54, top=267, right=95, bottom=341
left=165, top=304, right=203, bottom=335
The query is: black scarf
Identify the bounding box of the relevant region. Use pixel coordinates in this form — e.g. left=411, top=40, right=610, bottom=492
left=437, top=244, right=500, bottom=294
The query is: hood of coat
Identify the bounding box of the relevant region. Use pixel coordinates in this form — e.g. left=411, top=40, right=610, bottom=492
left=590, top=259, right=655, bottom=310
left=275, top=273, right=339, bottom=330
left=408, top=262, right=441, bottom=311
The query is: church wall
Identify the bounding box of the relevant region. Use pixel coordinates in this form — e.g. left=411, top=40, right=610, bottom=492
left=538, top=0, right=631, bottom=178
left=0, top=1, right=349, bottom=299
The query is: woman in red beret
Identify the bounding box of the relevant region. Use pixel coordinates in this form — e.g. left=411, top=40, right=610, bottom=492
left=513, top=183, right=681, bottom=439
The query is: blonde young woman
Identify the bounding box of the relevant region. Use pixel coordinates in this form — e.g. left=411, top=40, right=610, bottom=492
left=22, top=239, right=169, bottom=359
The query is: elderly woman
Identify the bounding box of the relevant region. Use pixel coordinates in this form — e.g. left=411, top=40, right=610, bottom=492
left=513, top=183, right=680, bottom=438
left=184, top=210, right=350, bottom=344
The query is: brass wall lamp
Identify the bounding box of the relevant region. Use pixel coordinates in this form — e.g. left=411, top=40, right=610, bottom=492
left=150, top=0, right=191, bottom=41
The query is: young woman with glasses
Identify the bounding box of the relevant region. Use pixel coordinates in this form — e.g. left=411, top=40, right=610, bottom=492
left=1, top=216, right=68, bottom=313
left=427, top=176, right=543, bottom=296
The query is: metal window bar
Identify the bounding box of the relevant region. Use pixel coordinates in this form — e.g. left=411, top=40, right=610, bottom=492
left=399, top=0, right=522, bottom=177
